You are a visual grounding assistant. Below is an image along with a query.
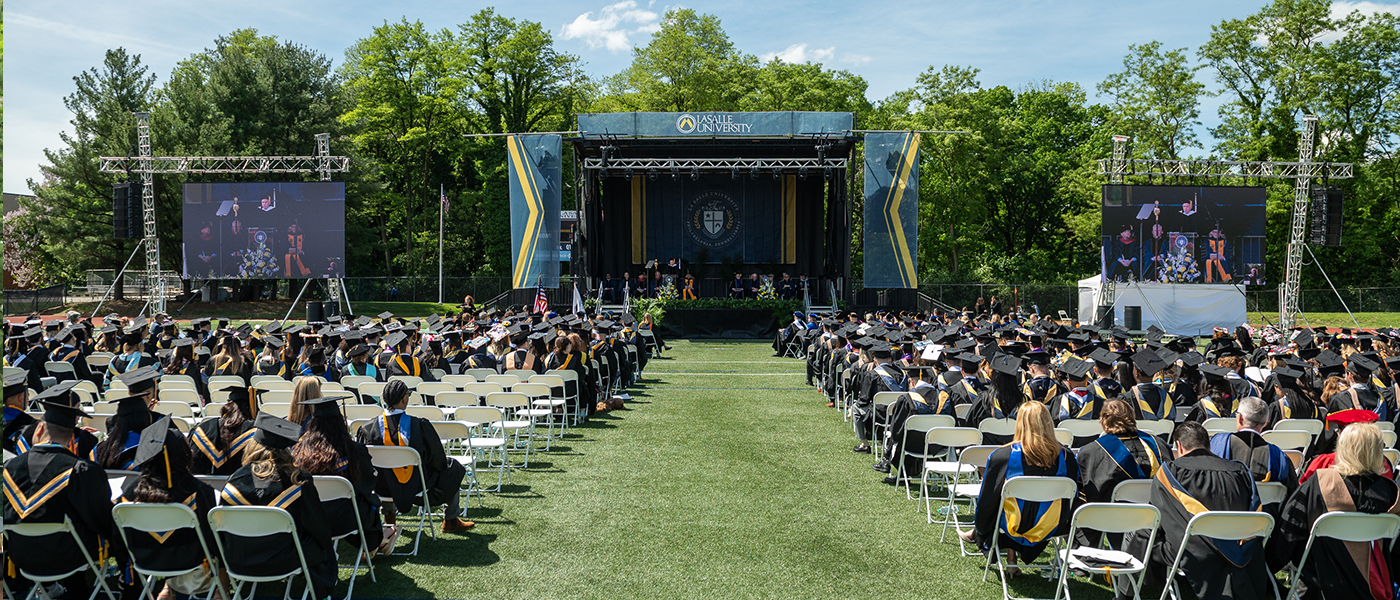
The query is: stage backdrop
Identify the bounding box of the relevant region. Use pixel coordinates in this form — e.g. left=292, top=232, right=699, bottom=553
left=1101, top=185, right=1266, bottom=286
left=863, top=132, right=920, bottom=289
left=509, top=134, right=562, bottom=288
left=628, top=174, right=800, bottom=266
left=182, top=182, right=344, bottom=279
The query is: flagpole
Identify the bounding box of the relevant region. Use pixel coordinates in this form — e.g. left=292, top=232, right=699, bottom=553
left=438, top=183, right=444, bottom=305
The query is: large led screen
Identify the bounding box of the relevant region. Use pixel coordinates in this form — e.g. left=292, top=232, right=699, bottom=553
left=1101, top=185, right=1266, bottom=285
left=183, top=182, right=345, bottom=279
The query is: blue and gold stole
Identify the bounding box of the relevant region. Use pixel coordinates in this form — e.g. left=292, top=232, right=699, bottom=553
left=379, top=412, right=414, bottom=484
left=220, top=480, right=303, bottom=509
left=1154, top=462, right=1262, bottom=567
left=190, top=426, right=255, bottom=469
left=1060, top=390, right=1094, bottom=421
left=2, top=466, right=73, bottom=519
left=1200, top=395, right=1237, bottom=419
left=1131, top=384, right=1174, bottom=421
left=1209, top=432, right=1289, bottom=482
left=1094, top=432, right=1163, bottom=479
left=999, top=443, right=1070, bottom=547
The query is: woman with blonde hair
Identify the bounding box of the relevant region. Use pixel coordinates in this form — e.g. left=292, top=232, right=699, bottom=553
left=961, top=401, right=1080, bottom=571
left=287, top=375, right=322, bottom=427
left=1268, top=422, right=1400, bottom=599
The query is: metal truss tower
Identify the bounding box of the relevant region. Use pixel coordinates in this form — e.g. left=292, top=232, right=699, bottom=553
left=101, top=114, right=350, bottom=315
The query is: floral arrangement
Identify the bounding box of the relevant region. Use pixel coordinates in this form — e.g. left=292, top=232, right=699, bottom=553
left=1161, top=252, right=1201, bottom=283
left=234, top=242, right=280, bottom=278
left=758, top=278, right=778, bottom=300
left=657, top=279, right=678, bottom=301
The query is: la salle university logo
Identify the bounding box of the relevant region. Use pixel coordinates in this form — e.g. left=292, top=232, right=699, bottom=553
left=686, top=190, right=741, bottom=249
left=676, top=114, right=697, bottom=134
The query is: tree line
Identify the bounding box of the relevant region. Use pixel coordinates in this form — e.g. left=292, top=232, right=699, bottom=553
left=7, top=0, right=1398, bottom=294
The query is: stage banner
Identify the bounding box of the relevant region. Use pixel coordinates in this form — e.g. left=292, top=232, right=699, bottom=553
left=577, top=111, right=853, bottom=138
left=631, top=174, right=789, bottom=265
left=862, top=132, right=920, bottom=289
left=508, top=134, right=562, bottom=288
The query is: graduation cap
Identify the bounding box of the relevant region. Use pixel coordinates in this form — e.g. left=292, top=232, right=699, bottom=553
left=384, top=332, right=408, bottom=349
left=1385, top=356, right=1400, bottom=371
left=132, top=416, right=184, bottom=484
left=1348, top=354, right=1380, bottom=376
left=37, top=399, right=86, bottom=429
left=1328, top=408, right=1379, bottom=425
left=1315, top=350, right=1345, bottom=374
left=1157, top=350, right=1181, bottom=366
left=346, top=344, right=372, bottom=359
left=954, top=338, right=977, bottom=351
left=1088, top=348, right=1119, bottom=367
left=1131, top=349, right=1167, bottom=377
left=252, top=413, right=300, bottom=450
left=377, top=312, right=395, bottom=321
left=116, top=366, right=160, bottom=395
left=1273, top=367, right=1304, bottom=381
left=355, top=316, right=372, bottom=327
left=32, top=380, right=79, bottom=407
left=300, top=394, right=353, bottom=418
left=988, top=353, right=1022, bottom=376
left=3, top=371, right=29, bottom=398
left=1199, top=364, right=1232, bottom=380
left=262, top=337, right=284, bottom=350
left=899, top=365, right=937, bottom=379
left=1020, top=349, right=1050, bottom=366
left=1145, top=330, right=1164, bottom=343
left=1058, top=357, right=1093, bottom=380
left=870, top=342, right=893, bottom=359
left=956, top=352, right=985, bottom=366
left=1212, top=345, right=1247, bottom=359
left=1067, top=332, right=1091, bottom=344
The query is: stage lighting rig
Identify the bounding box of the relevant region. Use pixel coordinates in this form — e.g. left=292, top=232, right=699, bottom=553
left=599, top=168, right=608, bottom=179
left=671, top=165, right=681, bottom=180
left=624, top=168, right=633, bottom=179
left=691, top=166, right=700, bottom=180
left=798, top=167, right=808, bottom=180
left=732, top=167, right=740, bottom=180
left=648, top=169, right=658, bottom=181
left=773, top=167, right=781, bottom=180
left=751, top=166, right=760, bottom=179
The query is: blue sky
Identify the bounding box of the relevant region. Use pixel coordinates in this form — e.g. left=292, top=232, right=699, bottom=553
left=5, top=0, right=1398, bottom=194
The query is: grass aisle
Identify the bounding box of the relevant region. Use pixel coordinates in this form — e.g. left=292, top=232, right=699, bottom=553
left=354, top=340, right=1112, bottom=600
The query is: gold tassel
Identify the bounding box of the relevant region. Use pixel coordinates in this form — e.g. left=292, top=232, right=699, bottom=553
left=163, top=448, right=172, bottom=487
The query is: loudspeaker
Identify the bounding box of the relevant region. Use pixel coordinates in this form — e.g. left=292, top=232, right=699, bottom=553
left=1310, top=185, right=1343, bottom=247
left=112, top=181, right=143, bottom=239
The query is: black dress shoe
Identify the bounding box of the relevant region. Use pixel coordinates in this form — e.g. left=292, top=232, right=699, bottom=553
left=883, top=475, right=899, bottom=485
left=872, top=460, right=891, bottom=473
left=852, top=444, right=872, bottom=454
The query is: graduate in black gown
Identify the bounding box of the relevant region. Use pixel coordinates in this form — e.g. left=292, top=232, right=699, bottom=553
left=873, top=365, right=955, bottom=484
left=2, top=371, right=37, bottom=455
left=354, top=380, right=472, bottom=534
left=960, top=402, right=1079, bottom=566
left=1120, top=420, right=1273, bottom=600
left=189, top=384, right=257, bottom=476
left=3, top=400, right=118, bottom=600
left=292, top=394, right=385, bottom=554
left=1208, top=397, right=1298, bottom=496
left=15, top=381, right=99, bottom=459
left=116, top=416, right=220, bottom=600
left=965, top=353, right=1027, bottom=446
left=1075, top=399, right=1167, bottom=505
left=218, top=414, right=337, bottom=599
left=1267, top=422, right=1400, bottom=600
left=93, top=369, right=167, bottom=471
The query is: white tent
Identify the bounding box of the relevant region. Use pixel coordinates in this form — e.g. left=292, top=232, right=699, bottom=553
left=1077, top=275, right=1246, bottom=336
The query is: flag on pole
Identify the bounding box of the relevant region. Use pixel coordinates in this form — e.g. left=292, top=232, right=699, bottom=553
left=441, top=188, right=450, bottom=213
left=534, top=284, right=549, bottom=314
left=572, top=283, right=585, bottom=314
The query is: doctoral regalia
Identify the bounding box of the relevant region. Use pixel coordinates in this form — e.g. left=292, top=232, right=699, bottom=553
left=2, top=445, right=117, bottom=579
left=188, top=417, right=256, bottom=476
left=217, top=467, right=335, bottom=597
left=1267, top=468, right=1400, bottom=600
left=1210, top=430, right=1297, bottom=494
left=970, top=443, right=1079, bottom=563
left=1329, top=386, right=1393, bottom=423
left=116, top=477, right=216, bottom=575
left=1122, top=449, right=1271, bottom=600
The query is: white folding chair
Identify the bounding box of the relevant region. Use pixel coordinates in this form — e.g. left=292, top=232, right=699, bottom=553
left=431, top=420, right=482, bottom=504
left=253, top=379, right=292, bottom=393
left=44, top=361, right=77, bottom=381
left=529, top=374, right=574, bottom=431
left=319, top=382, right=345, bottom=393
left=1054, top=503, right=1161, bottom=600
left=365, top=445, right=438, bottom=556
left=207, top=376, right=246, bottom=390
left=1136, top=419, right=1174, bottom=438
left=464, top=383, right=504, bottom=398
left=513, top=382, right=562, bottom=447
left=1111, top=479, right=1154, bottom=503
left=1273, top=418, right=1323, bottom=437
left=1385, top=430, right=1397, bottom=449
left=1283, top=449, right=1306, bottom=470
left=157, top=379, right=195, bottom=393
left=452, top=407, right=510, bottom=491
left=429, top=369, right=447, bottom=381
left=954, top=403, right=973, bottom=421
left=1053, top=428, right=1074, bottom=446
left=1385, top=449, right=1400, bottom=474
left=259, top=402, right=292, bottom=418
left=86, top=354, right=113, bottom=371
left=1057, top=419, right=1104, bottom=444
left=1284, top=512, right=1400, bottom=600
left=1377, top=421, right=1396, bottom=433
left=485, top=392, right=535, bottom=466
left=1261, top=430, right=1310, bottom=452
left=3, top=516, right=118, bottom=600
left=414, top=383, right=457, bottom=404
left=260, top=390, right=293, bottom=404
left=544, top=370, right=583, bottom=425
left=485, top=374, right=519, bottom=389
left=944, top=445, right=999, bottom=555
left=464, top=369, right=496, bottom=381
left=343, top=405, right=383, bottom=422
left=388, top=375, right=423, bottom=390
left=441, top=374, right=477, bottom=389
left=207, top=506, right=318, bottom=600
left=1257, top=482, right=1288, bottom=506
left=1158, top=512, right=1276, bottom=600
left=1202, top=417, right=1236, bottom=436
left=159, top=388, right=201, bottom=407
left=405, top=406, right=444, bottom=421
left=310, top=476, right=376, bottom=600
left=112, top=502, right=222, bottom=600
left=503, top=370, right=537, bottom=381
left=985, top=476, right=1079, bottom=600
left=896, top=414, right=957, bottom=500
left=977, top=418, right=1017, bottom=440
left=357, top=382, right=387, bottom=405
left=154, top=401, right=195, bottom=419
left=433, top=391, right=480, bottom=408
left=339, top=375, right=374, bottom=391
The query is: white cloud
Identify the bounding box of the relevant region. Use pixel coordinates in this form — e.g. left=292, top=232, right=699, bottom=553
left=1330, top=1, right=1400, bottom=19
left=840, top=53, right=873, bottom=66
left=760, top=43, right=836, bottom=64
left=561, top=1, right=661, bottom=53
left=7, top=11, right=187, bottom=58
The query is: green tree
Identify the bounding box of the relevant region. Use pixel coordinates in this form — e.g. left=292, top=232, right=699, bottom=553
left=21, top=48, right=155, bottom=295
left=1098, top=41, right=1205, bottom=160
left=596, top=8, right=757, bottom=112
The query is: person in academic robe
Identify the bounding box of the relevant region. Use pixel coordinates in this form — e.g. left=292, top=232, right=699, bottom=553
left=355, top=381, right=472, bottom=535
left=292, top=395, right=385, bottom=556
left=1075, top=398, right=1167, bottom=547
left=681, top=274, right=698, bottom=300
left=1119, top=420, right=1272, bottom=600
left=1110, top=227, right=1138, bottom=282
left=873, top=365, right=955, bottom=484
left=297, top=346, right=338, bottom=384
left=1329, top=354, right=1393, bottom=423
left=600, top=274, right=618, bottom=304
left=381, top=332, right=436, bottom=382
left=1203, top=225, right=1233, bottom=283
left=966, top=354, right=1029, bottom=445
left=15, top=382, right=99, bottom=459
left=1053, top=358, right=1100, bottom=429
left=340, top=344, right=379, bottom=384
left=1019, top=350, right=1063, bottom=409
left=4, top=326, right=49, bottom=392
left=745, top=273, right=761, bottom=299
left=188, top=384, right=257, bottom=476
left=960, top=402, right=1079, bottom=566
left=116, top=416, right=221, bottom=600
left=729, top=273, right=745, bottom=299
left=46, top=327, right=94, bottom=384
left=1185, top=364, right=1242, bottom=422
left=107, top=325, right=158, bottom=390
left=1086, top=348, right=1126, bottom=408
left=545, top=334, right=590, bottom=419
left=92, top=368, right=166, bottom=470
left=203, top=336, right=249, bottom=388
left=1267, top=422, right=1400, bottom=600
left=2, top=371, right=35, bottom=455
left=217, top=414, right=336, bottom=600
left=1124, top=349, right=1176, bottom=421
left=852, top=342, right=906, bottom=455
left=776, top=273, right=798, bottom=300
left=2, top=400, right=118, bottom=600
left=1154, top=361, right=1198, bottom=417
left=1209, top=397, right=1298, bottom=496
left=944, top=352, right=988, bottom=407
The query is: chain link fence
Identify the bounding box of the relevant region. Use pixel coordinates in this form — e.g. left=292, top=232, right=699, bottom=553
left=2, top=284, right=68, bottom=316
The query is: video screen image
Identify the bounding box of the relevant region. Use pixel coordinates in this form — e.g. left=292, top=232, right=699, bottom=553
left=183, top=182, right=345, bottom=279
left=1101, top=185, right=1266, bottom=285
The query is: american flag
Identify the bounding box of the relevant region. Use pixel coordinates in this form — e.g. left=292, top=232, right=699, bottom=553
left=441, top=188, right=449, bottom=213
left=534, top=284, right=549, bottom=314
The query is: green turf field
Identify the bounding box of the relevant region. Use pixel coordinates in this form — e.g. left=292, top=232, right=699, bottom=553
left=346, top=340, right=1114, bottom=600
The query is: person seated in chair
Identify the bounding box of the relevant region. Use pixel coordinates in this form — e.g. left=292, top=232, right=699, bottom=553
left=293, top=394, right=385, bottom=557
left=1209, top=397, right=1298, bottom=496
left=355, top=380, right=472, bottom=539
